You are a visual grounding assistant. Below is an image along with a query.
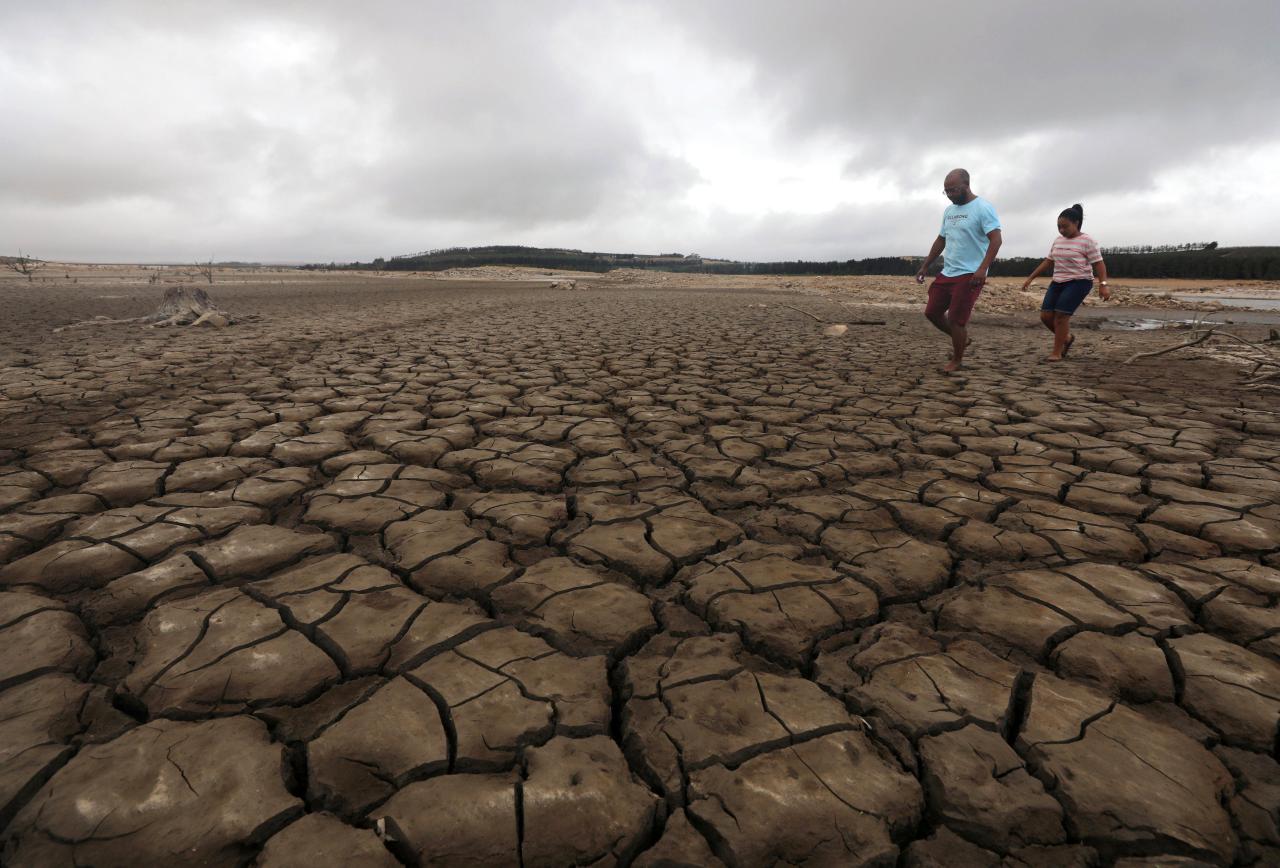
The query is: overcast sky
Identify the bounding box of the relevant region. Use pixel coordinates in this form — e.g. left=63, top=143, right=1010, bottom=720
left=3, top=0, right=1278, bottom=263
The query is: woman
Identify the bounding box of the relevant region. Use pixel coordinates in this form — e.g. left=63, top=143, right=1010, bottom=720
left=1021, top=204, right=1110, bottom=361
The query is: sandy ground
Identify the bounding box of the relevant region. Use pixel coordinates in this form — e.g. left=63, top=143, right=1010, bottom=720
left=1, top=268, right=1278, bottom=866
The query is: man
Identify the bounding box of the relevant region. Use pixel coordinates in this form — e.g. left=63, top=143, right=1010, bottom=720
left=915, top=168, right=1002, bottom=372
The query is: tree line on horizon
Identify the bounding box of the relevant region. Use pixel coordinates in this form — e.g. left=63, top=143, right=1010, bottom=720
left=311, top=242, right=1280, bottom=281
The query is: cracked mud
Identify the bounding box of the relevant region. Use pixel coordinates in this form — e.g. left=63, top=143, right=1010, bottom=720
left=1, top=275, right=1278, bottom=866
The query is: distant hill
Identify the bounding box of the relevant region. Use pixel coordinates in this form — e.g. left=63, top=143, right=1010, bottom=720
left=381, top=245, right=706, bottom=273
left=320, top=245, right=964, bottom=278
left=322, top=243, right=1280, bottom=281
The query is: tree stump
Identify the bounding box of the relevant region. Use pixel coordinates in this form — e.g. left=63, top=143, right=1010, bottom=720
left=54, top=285, right=236, bottom=332
left=148, top=286, right=230, bottom=327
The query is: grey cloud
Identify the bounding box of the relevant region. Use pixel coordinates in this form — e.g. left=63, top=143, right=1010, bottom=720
left=275, top=1, right=703, bottom=223
left=0, top=0, right=1276, bottom=262
left=375, top=139, right=699, bottom=223
left=366, top=72, right=701, bottom=223
left=676, top=0, right=1280, bottom=209
left=697, top=200, right=940, bottom=262
left=2, top=0, right=703, bottom=249
left=677, top=1, right=1280, bottom=137
left=0, top=111, right=289, bottom=208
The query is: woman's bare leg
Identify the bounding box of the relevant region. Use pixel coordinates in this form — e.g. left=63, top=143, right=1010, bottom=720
left=1046, top=313, right=1071, bottom=360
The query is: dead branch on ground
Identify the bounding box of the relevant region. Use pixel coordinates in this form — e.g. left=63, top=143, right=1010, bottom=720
left=1123, top=328, right=1217, bottom=364
left=777, top=303, right=885, bottom=327
left=1124, top=326, right=1280, bottom=391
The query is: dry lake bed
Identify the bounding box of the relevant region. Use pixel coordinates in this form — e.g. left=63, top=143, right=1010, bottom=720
left=1, top=269, right=1278, bottom=866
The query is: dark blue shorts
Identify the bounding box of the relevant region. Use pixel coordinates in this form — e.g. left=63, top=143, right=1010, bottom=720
left=1041, top=278, right=1093, bottom=315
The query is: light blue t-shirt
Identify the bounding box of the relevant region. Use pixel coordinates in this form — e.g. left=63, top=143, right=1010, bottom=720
left=939, top=197, right=1001, bottom=276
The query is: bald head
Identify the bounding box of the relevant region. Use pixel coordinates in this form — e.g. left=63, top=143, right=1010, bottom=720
left=943, top=168, right=973, bottom=204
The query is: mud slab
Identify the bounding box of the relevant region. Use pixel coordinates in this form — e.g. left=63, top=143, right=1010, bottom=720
left=1, top=274, right=1278, bottom=867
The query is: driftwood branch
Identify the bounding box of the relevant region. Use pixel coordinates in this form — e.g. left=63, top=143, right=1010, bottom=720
left=1200, top=331, right=1280, bottom=366
left=779, top=303, right=827, bottom=323
left=777, top=303, right=885, bottom=326
left=1124, top=326, right=1280, bottom=393
left=54, top=315, right=152, bottom=331
left=1123, top=328, right=1216, bottom=364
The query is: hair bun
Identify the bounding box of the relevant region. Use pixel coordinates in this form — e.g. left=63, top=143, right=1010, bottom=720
left=1058, top=204, right=1086, bottom=227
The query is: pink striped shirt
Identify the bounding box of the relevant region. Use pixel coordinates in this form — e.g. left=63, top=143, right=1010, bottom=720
left=1049, top=232, right=1103, bottom=281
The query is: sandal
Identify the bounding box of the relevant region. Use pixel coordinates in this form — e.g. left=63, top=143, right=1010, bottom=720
left=1062, top=334, right=1076, bottom=358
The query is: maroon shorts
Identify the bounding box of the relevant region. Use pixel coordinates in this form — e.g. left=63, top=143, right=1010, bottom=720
left=925, top=273, right=983, bottom=327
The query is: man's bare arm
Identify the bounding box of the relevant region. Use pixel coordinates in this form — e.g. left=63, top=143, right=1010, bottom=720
left=972, top=229, right=1002, bottom=284
left=915, top=236, right=946, bottom=284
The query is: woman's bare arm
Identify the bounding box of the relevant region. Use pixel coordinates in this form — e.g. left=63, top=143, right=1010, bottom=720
left=1021, top=258, right=1053, bottom=289
left=1093, top=259, right=1110, bottom=300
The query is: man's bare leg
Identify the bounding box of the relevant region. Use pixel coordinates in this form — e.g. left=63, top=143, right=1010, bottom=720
left=1039, top=311, right=1056, bottom=332
left=943, top=321, right=967, bottom=371
left=927, top=312, right=972, bottom=363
